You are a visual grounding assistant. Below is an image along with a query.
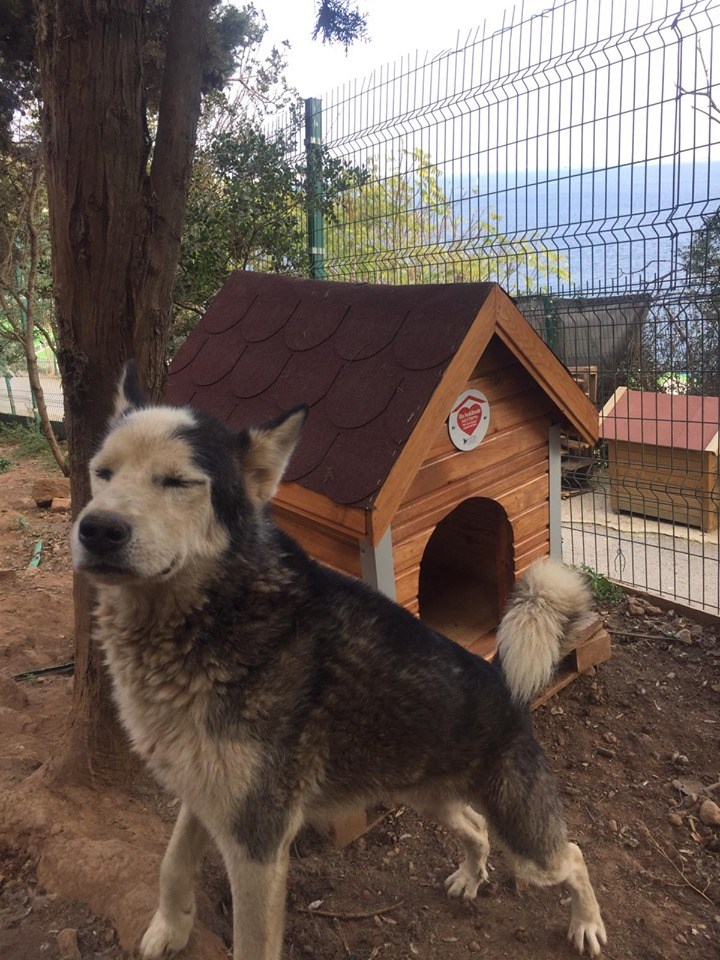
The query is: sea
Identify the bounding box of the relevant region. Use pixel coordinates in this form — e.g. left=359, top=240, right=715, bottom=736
left=445, top=159, right=720, bottom=294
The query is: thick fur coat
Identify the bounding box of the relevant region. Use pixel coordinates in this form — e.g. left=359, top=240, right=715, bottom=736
left=71, top=364, right=606, bottom=959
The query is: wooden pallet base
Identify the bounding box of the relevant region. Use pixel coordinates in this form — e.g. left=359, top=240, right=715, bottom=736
left=330, top=615, right=612, bottom=847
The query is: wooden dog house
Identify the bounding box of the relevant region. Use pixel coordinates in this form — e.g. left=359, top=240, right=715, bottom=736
left=602, top=388, right=720, bottom=533
left=167, top=272, right=611, bottom=679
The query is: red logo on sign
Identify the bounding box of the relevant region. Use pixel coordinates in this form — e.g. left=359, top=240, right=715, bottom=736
left=452, top=394, right=487, bottom=436
left=456, top=402, right=483, bottom=435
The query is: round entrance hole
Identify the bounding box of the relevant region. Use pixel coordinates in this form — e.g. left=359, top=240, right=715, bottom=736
left=418, top=498, right=513, bottom=657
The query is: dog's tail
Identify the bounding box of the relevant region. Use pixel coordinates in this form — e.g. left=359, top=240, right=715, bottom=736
left=495, top=558, right=593, bottom=705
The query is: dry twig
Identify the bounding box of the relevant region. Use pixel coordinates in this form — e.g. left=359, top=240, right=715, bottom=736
left=302, top=901, right=404, bottom=921
left=639, top=825, right=715, bottom=905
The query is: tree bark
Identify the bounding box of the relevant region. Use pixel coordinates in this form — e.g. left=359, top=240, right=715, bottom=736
left=34, top=0, right=210, bottom=786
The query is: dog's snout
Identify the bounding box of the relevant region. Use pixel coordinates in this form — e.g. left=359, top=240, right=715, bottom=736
left=78, top=511, right=131, bottom=555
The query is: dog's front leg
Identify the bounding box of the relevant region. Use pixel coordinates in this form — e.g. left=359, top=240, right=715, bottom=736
left=221, top=837, right=292, bottom=960
left=140, top=803, right=210, bottom=958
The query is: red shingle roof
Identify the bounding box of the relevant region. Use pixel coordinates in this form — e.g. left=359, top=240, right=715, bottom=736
left=601, top=389, right=720, bottom=451
left=166, top=272, right=495, bottom=507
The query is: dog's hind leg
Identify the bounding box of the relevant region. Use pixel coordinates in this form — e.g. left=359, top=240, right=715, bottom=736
left=475, top=742, right=606, bottom=956
left=510, top=842, right=606, bottom=957
left=417, top=801, right=490, bottom=900
left=140, top=804, right=210, bottom=958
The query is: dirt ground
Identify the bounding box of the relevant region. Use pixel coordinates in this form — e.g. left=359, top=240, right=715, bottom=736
left=0, top=439, right=719, bottom=960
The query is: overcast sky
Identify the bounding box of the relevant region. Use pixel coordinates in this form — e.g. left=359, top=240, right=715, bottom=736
left=244, top=0, right=718, bottom=169
left=253, top=0, right=551, bottom=98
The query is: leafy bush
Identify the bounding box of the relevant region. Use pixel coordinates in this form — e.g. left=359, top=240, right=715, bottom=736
left=579, top=564, right=625, bottom=606
left=0, top=422, right=57, bottom=464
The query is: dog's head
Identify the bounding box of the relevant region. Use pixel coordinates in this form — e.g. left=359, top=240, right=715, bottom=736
left=71, top=362, right=306, bottom=586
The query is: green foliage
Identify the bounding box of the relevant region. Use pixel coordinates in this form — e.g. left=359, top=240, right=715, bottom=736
left=0, top=421, right=57, bottom=464
left=324, top=148, right=569, bottom=292
left=635, top=210, right=720, bottom=398
left=579, top=564, right=624, bottom=606
left=312, top=0, right=369, bottom=48
left=178, top=119, right=305, bottom=305
left=0, top=454, right=11, bottom=472
left=0, top=135, right=56, bottom=362
left=173, top=95, right=367, bottom=345
left=0, top=0, right=37, bottom=151
left=0, top=0, right=261, bottom=149
left=680, top=209, right=720, bottom=396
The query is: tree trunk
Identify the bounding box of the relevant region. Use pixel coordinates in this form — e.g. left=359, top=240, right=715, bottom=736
left=35, top=0, right=209, bottom=786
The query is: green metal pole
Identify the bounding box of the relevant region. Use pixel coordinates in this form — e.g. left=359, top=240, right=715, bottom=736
left=14, top=258, right=40, bottom=425
left=542, top=293, right=558, bottom=356
left=3, top=371, right=16, bottom=416
left=304, top=97, right=325, bottom=279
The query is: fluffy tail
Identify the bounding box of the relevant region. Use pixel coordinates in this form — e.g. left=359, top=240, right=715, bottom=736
left=496, top=558, right=593, bottom=704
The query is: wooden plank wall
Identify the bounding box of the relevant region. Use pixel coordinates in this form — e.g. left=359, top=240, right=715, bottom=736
left=608, top=440, right=719, bottom=533
left=392, top=336, right=553, bottom=622
left=271, top=504, right=363, bottom=577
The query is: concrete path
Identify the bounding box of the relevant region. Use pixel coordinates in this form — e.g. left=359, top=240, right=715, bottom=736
left=562, top=489, right=719, bottom=614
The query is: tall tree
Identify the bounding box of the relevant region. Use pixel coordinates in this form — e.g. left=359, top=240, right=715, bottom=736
left=28, top=0, right=368, bottom=786
left=35, top=0, right=213, bottom=783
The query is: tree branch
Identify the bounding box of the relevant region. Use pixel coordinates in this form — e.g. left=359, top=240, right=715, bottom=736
left=134, top=0, right=212, bottom=396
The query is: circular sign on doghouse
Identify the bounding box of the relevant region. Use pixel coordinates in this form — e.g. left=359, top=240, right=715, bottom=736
left=448, top=389, right=490, bottom=451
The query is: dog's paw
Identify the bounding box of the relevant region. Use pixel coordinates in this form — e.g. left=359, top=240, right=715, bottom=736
left=567, top=913, right=607, bottom=956
left=443, top=864, right=487, bottom=900
left=139, top=909, right=194, bottom=958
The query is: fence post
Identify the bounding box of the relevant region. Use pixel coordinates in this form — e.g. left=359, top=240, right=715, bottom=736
left=542, top=293, right=558, bottom=355
left=304, top=97, right=325, bottom=279
left=3, top=371, right=16, bottom=416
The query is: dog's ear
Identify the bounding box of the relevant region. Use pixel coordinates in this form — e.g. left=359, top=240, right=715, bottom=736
left=113, top=359, right=147, bottom=421
left=242, top=406, right=308, bottom=507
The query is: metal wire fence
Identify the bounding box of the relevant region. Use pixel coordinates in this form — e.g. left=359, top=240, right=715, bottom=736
left=0, top=371, right=64, bottom=423
left=272, top=0, right=720, bottom=612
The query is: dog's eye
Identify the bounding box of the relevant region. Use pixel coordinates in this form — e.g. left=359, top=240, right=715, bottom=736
left=160, top=476, right=192, bottom=489
left=95, top=468, right=113, bottom=481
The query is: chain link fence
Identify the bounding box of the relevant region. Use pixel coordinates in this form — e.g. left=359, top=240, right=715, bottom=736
left=272, top=0, right=720, bottom=612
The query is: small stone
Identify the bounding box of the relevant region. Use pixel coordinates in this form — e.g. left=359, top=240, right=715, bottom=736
left=603, top=732, right=618, bottom=744
left=607, top=819, right=618, bottom=832
left=675, top=933, right=688, bottom=945
left=698, top=799, right=720, bottom=827
left=668, top=813, right=683, bottom=827
left=514, top=927, right=529, bottom=943
left=302, top=946, right=315, bottom=957
left=57, top=928, right=81, bottom=960
left=50, top=497, right=71, bottom=513
left=627, top=600, right=645, bottom=616
left=468, top=942, right=483, bottom=952
left=677, top=628, right=693, bottom=645
left=690, top=624, right=703, bottom=638
left=32, top=477, right=71, bottom=508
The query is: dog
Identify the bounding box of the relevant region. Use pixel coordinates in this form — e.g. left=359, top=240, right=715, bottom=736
left=71, top=361, right=606, bottom=959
